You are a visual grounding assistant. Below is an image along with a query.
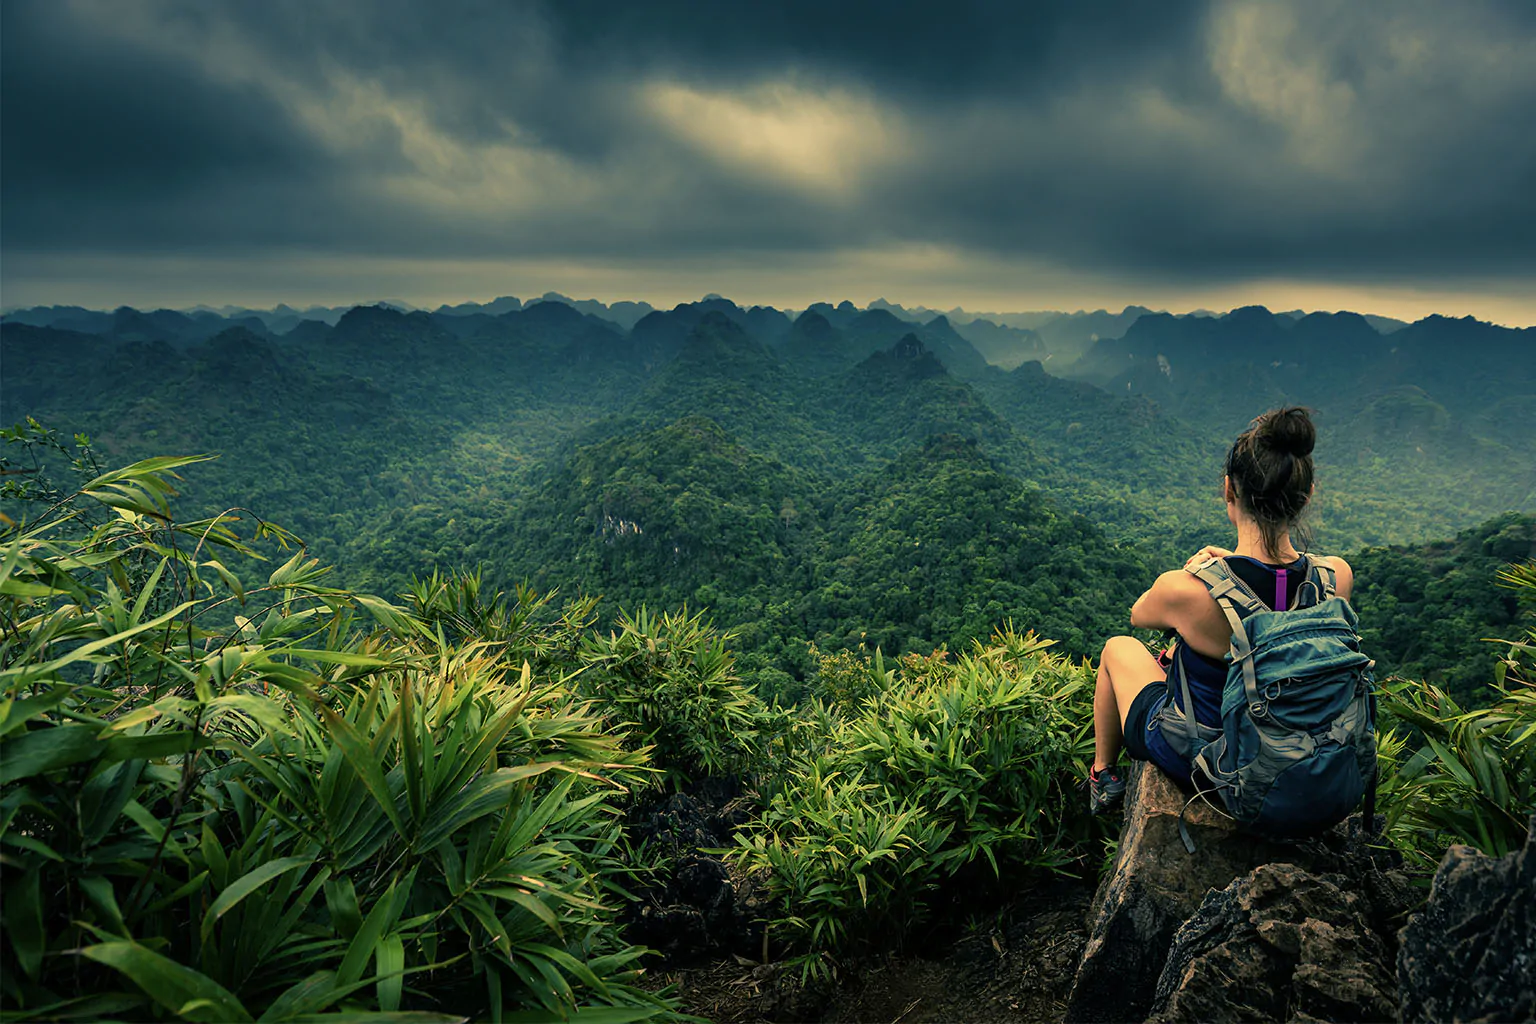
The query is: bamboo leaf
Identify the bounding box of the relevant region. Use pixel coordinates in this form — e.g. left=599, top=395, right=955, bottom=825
left=319, top=706, right=407, bottom=836
left=0, top=686, right=71, bottom=738
left=204, top=856, right=315, bottom=941
left=375, top=933, right=405, bottom=1013
left=103, top=731, right=211, bottom=763
left=286, top=649, right=397, bottom=669
left=0, top=724, right=103, bottom=785
left=82, top=939, right=252, bottom=1022
left=0, top=600, right=196, bottom=683
left=3, top=862, right=45, bottom=978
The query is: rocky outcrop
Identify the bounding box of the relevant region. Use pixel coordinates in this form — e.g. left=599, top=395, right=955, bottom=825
left=623, top=779, right=765, bottom=963
left=1397, top=815, right=1536, bottom=1024
left=1063, top=763, right=1405, bottom=1023
left=1063, top=764, right=1315, bottom=1022
left=1147, top=863, right=1399, bottom=1022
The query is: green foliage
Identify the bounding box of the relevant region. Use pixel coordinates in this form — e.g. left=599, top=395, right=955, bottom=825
left=1379, top=559, right=1536, bottom=867
left=731, top=626, right=1099, bottom=979
left=0, top=457, right=677, bottom=1021
left=805, top=435, right=1146, bottom=657
left=402, top=567, right=598, bottom=676
left=576, top=607, right=767, bottom=785
left=11, top=299, right=1531, bottom=696
left=1380, top=680, right=1536, bottom=868
left=8, top=288, right=1536, bottom=989
left=1353, top=514, right=1536, bottom=704
left=804, top=642, right=894, bottom=712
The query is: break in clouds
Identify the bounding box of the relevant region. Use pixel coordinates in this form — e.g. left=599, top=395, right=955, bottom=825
left=2, top=0, right=1535, bottom=305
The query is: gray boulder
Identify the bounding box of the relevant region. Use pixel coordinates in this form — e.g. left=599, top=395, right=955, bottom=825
left=1064, top=764, right=1315, bottom=1022
left=1397, top=815, right=1536, bottom=1024
left=1148, top=862, right=1399, bottom=1022
left=1064, top=762, right=1404, bottom=1023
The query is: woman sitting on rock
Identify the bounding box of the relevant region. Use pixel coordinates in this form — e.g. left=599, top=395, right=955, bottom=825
left=1087, top=406, right=1354, bottom=813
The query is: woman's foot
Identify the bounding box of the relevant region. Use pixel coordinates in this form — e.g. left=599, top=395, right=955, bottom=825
left=1089, top=764, right=1127, bottom=815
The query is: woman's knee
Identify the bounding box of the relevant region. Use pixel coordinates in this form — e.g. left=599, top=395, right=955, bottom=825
left=1099, top=635, right=1163, bottom=699
left=1099, top=635, right=1143, bottom=664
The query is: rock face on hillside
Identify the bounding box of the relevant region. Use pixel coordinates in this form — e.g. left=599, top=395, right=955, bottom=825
left=1147, top=863, right=1399, bottom=1022
left=1063, top=763, right=1407, bottom=1023
left=623, top=779, right=766, bottom=963
left=1397, top=815, right=1536, bottom=1024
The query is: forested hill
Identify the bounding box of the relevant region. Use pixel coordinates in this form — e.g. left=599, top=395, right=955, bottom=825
left=1070, top=307, right=1536, bottom=542
left=4, top=297, right=1532, bottom=695
left=1352, top=513, right=1536, bottom=705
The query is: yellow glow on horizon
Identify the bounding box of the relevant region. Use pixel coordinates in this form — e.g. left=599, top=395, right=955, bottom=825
left=3, top=249, right=1532, bottom=328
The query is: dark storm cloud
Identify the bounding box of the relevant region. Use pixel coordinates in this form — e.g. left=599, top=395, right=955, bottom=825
left=2, top=0, right=1534, bottom=288
left=543, top=0, right=1210, bottom=99
left=0, top=2, right=365, bottom=249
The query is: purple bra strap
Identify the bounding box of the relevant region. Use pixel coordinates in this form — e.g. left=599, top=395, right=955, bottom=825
left=1275, top=568, right=1287, bottom=610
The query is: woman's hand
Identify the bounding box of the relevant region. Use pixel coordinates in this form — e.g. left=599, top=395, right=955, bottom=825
left=1184, top=545, right=1232, bottom=570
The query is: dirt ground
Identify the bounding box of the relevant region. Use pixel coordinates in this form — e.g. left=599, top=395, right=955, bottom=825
left=650, top=879, right=1094, bottom=1023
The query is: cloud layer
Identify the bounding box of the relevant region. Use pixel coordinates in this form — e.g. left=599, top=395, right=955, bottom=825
left=3, top=0, right=1533, bottom=312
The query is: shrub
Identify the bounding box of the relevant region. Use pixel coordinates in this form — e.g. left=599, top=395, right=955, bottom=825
left=1379, top=560, right=1536, bottom=868
left=402, top=567, right=598, bottom=677
left=731, top=625, right=1098, bottom=979
left=0, top=451, right=677, bottom=1021
left=576, top=607, right=767, bottom=785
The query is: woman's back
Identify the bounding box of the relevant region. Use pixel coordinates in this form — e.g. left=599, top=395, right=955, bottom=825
left=1152, top=552, right=1355, bottom=661
left=1090, top=406, right=1363, bottom=814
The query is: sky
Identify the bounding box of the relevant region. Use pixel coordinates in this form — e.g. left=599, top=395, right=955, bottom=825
left=3, top=0, right=1534, bottom=324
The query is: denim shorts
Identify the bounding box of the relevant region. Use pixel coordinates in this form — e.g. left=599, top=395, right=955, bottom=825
left=1122, top=681, right=1196, bottom=788
left=1122, top=681, right=1168, bottom=762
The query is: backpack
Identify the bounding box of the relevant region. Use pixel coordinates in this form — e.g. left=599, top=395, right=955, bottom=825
left=1164, top=555, right=1377, bottom=850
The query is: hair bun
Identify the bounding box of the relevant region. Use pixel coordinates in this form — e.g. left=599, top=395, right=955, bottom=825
left=1257, top=406, right=1316, bottom=458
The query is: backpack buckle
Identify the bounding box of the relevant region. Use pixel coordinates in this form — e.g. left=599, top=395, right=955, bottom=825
left=1249, top=701, right=1268, bottom=718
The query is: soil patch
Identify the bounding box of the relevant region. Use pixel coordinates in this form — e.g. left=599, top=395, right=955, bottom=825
left=651, top=878, right=1093, bottom=1023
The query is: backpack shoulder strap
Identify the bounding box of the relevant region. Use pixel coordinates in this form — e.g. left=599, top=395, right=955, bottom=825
left=1292, top=554, right=1338, bottom=608
left=1187, top=557, right=1268, bottom=618
left=1187, top=556, right=1263, bottom=713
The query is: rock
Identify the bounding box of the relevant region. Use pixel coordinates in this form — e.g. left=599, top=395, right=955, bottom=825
left=1397, top=815, right=1536, bottom=1024
left=1063, top=763, right=1399, bottom=1023
left=1147, top=863, right=1398, bottom=1022
left=1064, top=764, right=1317, bottom=1022
left=622, top=780, right=765, bottom=963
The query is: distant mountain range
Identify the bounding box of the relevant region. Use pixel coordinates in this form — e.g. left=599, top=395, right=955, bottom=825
left=2, top=296, right=1417, bottom=368
left=3, top=293, right=1531, bottom=675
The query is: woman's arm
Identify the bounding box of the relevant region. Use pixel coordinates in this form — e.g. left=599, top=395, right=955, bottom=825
left=1130, top=570, right=1203, bottom=631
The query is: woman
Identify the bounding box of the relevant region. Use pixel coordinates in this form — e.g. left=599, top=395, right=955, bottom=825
left=1088, top=406, right=1354, bottom=813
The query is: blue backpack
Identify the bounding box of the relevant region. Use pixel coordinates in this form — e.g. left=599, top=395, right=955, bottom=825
left=1165, top=555, right=1378, bottom=850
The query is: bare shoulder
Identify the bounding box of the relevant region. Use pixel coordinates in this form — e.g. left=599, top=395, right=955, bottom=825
left=1152, top=567, right=1209, bottom=602
left=1130, top=568, right=1209, bottom=629
left=1152, top=567, right=1215, bottom=615
left=1314, top=554, right=1355, bottom=599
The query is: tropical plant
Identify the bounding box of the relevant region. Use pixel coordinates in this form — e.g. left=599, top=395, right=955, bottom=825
left=402, top=567, right=598, bottom=676
left=1378, top=560, right=1536, bottom=868
left=731, top=625, right=1099, bottom=979
left=0, top=449, right=678, bottom=1022
left=576, top=607, right=767, bottom=786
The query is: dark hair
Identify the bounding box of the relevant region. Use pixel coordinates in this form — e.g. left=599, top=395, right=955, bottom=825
left=1225, top=406, right=1316, bottom=555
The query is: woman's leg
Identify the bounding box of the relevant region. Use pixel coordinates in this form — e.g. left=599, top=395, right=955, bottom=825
left=1093, top=636, right=1167, bottom=771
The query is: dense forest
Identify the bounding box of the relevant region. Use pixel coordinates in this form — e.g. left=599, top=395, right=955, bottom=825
left=3, top=296, right=1533, bottom=1022
left=5, top=295, right=1532, bottom=697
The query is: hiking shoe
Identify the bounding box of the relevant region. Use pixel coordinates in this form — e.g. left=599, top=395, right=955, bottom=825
left=1089, top=765, right=1126, bottom=816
